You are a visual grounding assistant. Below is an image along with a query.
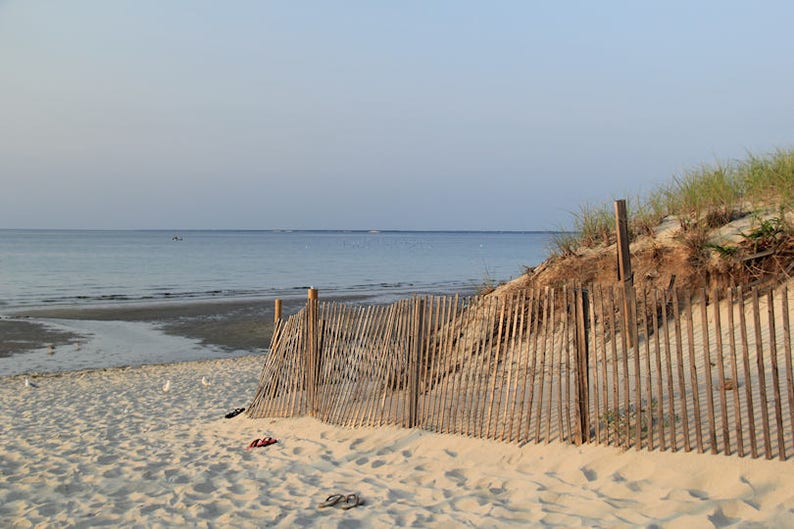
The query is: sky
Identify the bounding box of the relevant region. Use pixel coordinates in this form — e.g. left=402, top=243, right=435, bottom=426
left=1, top=1, right=792, bottom=231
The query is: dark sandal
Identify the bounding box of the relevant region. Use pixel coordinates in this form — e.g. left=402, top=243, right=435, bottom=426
left=318, top=494, right=345, bottom=508
left=341, top=494, right=363, bottom=510
left=225, top=407, right=245, bottom=419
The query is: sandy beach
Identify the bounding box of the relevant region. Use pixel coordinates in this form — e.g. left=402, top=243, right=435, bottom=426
left=2, top=355, right=793, bottom=528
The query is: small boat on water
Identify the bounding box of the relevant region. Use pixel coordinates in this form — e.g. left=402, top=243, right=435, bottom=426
left=171, top=235, right=183, bottom=241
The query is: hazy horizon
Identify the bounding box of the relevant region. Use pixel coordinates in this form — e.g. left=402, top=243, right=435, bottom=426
left=0, top=227, right=567, bottom=233
left=1, top=1, right=792, bottom=231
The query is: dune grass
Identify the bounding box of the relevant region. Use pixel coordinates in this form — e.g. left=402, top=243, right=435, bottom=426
left=552, top=148, right=794, bottom=256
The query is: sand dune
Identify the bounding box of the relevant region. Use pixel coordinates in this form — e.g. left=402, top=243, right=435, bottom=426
left=1, top=355, right=793, bottom=528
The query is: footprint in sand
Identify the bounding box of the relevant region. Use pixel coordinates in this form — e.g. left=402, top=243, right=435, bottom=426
left=444, top=469, right=467, bottom=487
left=208, top=462, right=229, bottom=473
left=580, top=466, right=598, bottom=482
left=193, top=481, right=216, bottom=494
left=95, top=455, right=117, bottom=466
left=708, top=506, right=740, bottom=528
left=102, top=467, right=123, bottom=479
left=688, top=489, right=709, bottom=500
left=625, top=480, right=646, bottom=493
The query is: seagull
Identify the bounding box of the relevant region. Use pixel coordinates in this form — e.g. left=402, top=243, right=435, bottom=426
left=201, top=376, right=211, bottom=387
left=162, top=380, right=171, bottom=393
left=24, top=377, right=38, bottom=388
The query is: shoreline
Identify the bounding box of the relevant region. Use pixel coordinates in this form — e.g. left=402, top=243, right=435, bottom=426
left=2, top=355, right=793, bottom=528
left=5, top=296, right=308, bottom=353
left=0, top=290, right=473, bottom=376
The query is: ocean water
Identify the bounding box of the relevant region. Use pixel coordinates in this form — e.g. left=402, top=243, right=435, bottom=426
left=0, top=230, right=555, bottom=310
left=0, top=230, right=556, bottom=375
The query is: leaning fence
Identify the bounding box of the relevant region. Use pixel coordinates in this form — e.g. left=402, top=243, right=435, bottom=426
left=247, top=284, right=794, bottom=460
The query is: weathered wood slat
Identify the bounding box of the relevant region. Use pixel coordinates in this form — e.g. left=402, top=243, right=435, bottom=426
left=700, top=289, right=717, bottom=455
left=652, top=289, right=665, bottom=451
left=782, top=286, right=794, bottom=459
left=727, top=288, right=744, bottom=457
left=525, top=289, right=545, bottom=443
left=538, top=289, right=553, bottom=443
left=767, top=291, right=785, bottom=460
left=739, top=286, right=759, bottom=458
left=683, top=290, right=703, bottom=453
left=607, top=287, right=619, bottom=447
left=672, top=289, right=690, bottom=452
left=752, top=288, right=773, bottom=459
left=510, top=292, right=530, bottom=443
left=661, top=289, right=677, bottom=452
left=642, top=289, right=654, bottom=450
left=559, top=286, right=570, bottom=443
left=712, top=289, right=730, bottom=455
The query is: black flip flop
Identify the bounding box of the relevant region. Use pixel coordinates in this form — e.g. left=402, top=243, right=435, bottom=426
left=225, top=407, right=245, bottom=419
left=341, top=494, right=364, bottom=510
left=318, top=494, right=345, bottom=508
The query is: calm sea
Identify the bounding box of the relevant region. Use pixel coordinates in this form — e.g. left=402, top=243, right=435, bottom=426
left=0, top=230, right=555, bottom=310
left=0, top=230, right=556, bottom=375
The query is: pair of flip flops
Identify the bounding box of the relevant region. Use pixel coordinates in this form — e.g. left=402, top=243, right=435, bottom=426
left=317, top=493, right=364, bottom=510
left=245, top=436, right=278, bottom=450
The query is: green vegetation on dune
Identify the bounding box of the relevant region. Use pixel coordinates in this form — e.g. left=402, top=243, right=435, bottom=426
left=554, top=148, right=794, bottom=256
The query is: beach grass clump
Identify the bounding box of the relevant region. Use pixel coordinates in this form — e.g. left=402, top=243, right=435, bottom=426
left=741, top=149, right=794, bottom=205
left=549, top=231, right=581, bottom=258
left=665, top=162, right=742, bottom=230
left=574, top=203, right=614, bottom=247
left=550, top=147, right=794, bottom=257
left=629, top=191, right=668, bottom=238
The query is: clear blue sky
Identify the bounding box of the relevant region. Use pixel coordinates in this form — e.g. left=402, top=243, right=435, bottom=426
left=1, top=1, right=792, bottom=230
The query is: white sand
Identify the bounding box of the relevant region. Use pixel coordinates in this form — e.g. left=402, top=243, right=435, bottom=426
left=2, top=355, right=794, bottom=528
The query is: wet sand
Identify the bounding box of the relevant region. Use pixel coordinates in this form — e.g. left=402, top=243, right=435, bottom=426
left=0, top=320, right=81, bottom=358
left=2, top=294, right=376, bottom=364
left=10, top=298, right=305, bottom=353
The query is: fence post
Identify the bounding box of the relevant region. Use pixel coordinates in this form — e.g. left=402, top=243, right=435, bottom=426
left=574, top=286, right=591, bottom=445
left=274, top=298, right=282, bottom=323
left=615, top=199, right=636, bottom=347
left=409, top=296, right=425, bottom=429
left=307, top=288, right=319, bottom=417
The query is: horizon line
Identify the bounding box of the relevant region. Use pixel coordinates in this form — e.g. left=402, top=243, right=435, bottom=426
left=0, top=227, right=574, bottom=234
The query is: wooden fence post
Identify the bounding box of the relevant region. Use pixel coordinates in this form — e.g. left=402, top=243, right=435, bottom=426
left=615, top=199, right=636, bottom=347
left=307, top=288, right=319, bottom=417
left=274, top=298, right=282, bottom=323
left=575, top=286, right=591, bottom=444
left=409, top=296, right=425, bottom=429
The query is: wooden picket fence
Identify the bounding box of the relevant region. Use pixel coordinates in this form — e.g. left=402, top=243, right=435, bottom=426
left=247, top=284, right=794, bottom=460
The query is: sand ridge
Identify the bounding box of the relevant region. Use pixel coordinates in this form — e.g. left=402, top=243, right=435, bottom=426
left=1, top=355, right=793, bottom=528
